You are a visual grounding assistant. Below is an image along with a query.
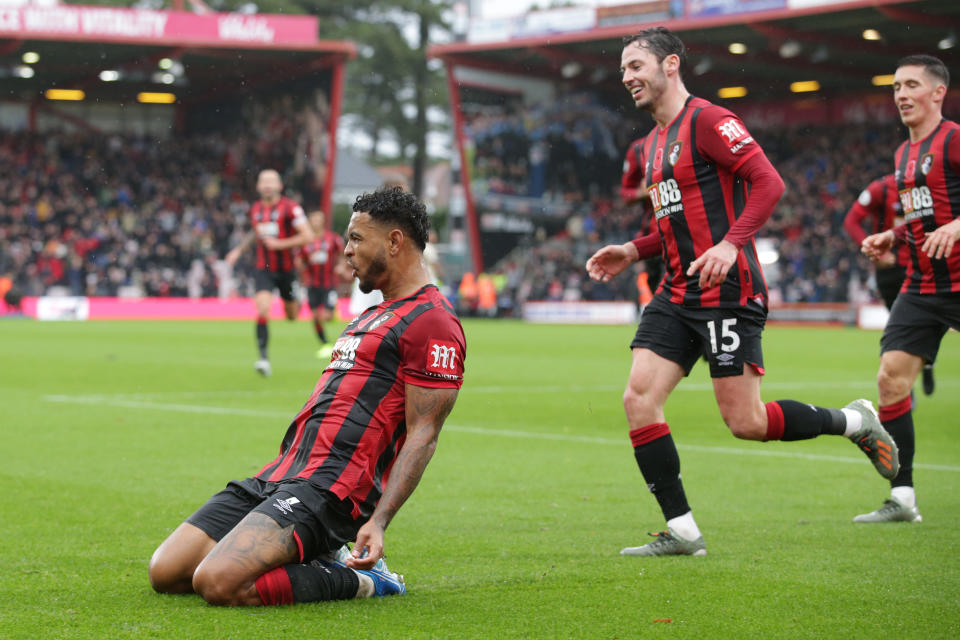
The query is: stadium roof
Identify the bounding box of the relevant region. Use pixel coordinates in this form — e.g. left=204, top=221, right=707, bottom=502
left=430, top=0, right=960, bottom=103
left=0, top=6, right=356, bottom=106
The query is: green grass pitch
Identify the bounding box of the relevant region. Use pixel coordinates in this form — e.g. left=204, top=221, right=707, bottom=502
left=1, top=317, right=958, bottom=639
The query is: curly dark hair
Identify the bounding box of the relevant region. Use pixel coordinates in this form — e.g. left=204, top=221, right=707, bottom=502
left=352, top=186, right=430, bottom=251
left=623, top=27, right=687, bottom=75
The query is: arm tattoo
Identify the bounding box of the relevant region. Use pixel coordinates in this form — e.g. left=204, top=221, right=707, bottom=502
left=407, top=385, right=458, bottom=425
left=369, top=386, right=458, bottom=529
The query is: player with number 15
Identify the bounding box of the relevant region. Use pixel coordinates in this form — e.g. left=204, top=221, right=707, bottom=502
left=586, top=27, right=899, bottom=556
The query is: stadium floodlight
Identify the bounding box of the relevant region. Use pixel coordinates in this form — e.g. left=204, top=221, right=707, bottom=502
left=728, top=42, right=747, bottom=55
left=151, top=72, right=177, bottom=85
left=137, top=92, right=176, bottom=104
left=872, top=74, right=895, bottom=86
left=561, top=62, right=582, bottom=78
left=46, top=89, right=85, bottom=101
left=938, top=32, right=956, bottom=50
left=22, top=51, right=40, bottom=64
left=790, top=80, right=820, bottom=93
left=778, top=40, right=801, bottom=58
left=158, top=58, right=173, bottom=69
left=14, top=65, right=35, bottom=78
left=862, top=29, right=881, bottom=41
left=693, top=56, right=712, bottom=76
left=717, top=86, right=747, bottom=99
left=99, top=70, right=120, bottom=82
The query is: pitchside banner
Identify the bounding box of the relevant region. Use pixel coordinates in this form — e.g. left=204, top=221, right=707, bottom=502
left=523, top=301, right=637, bottom=325
left=0, top=5, right=318, bottom=47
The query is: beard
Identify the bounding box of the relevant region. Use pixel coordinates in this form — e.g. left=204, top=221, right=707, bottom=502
left=634, top=69, right=666, bottom=112
left=357, top=249, right=388, bottom=294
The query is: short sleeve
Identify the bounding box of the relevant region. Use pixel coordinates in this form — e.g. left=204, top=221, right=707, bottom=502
left=695, top=107, right=762, bottom=173
left=399, top=307, right=466, bottom=389
left=291, top=203, right=308, bottom=226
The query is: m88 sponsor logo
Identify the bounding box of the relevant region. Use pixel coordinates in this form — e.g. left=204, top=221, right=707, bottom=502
left=648, top=178, right=683, bottom=219
left=899, top=186, right=934, bottom=221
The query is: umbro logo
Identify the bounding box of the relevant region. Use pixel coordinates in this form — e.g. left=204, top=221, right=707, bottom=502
left=272, top=496, right=301, bottom=514
left=716, top=353, right=736, bottom=365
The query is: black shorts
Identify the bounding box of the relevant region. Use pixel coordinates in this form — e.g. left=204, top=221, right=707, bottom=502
left=254, top=270, right=297, bottom=302
left=185, top=477, right=360, bottom=562
left=880, top=292, right=960, bottom=364
left=307, top=286, right=337, bottom=311
left=875, top=265, right=907, bottom=311
left=630, top=294, right=766, bottom=378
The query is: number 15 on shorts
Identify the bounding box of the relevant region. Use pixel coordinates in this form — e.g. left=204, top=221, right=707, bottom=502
left=707, top=319, right=740, bottom=353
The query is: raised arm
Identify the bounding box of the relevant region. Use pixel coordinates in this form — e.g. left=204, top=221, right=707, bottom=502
left=346, top=384, right=459, bottom=569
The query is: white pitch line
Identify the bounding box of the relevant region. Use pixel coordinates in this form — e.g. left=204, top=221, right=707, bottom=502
left=52, top=380, right=884, bottom=400
left=42, top=394, right=960, bottom=473
left=44, top=394, right=292, bottom=419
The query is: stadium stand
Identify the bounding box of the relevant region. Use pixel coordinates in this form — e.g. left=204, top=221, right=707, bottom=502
left=0, top=7, right=352, bottom=309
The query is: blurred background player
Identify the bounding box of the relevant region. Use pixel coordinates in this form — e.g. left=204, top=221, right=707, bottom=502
left=148, top=186, right=465, bottom=607
left=225, top=169, right=314, bottom=377
left=620, top=134, right=663, bottom=306
left=859, top=54, right=960, bottom=523
left=587, top=27, right=898, bottom=556
left=844, top=174, right=935, bottom=395
left=300, top=210, right=344, bottom=359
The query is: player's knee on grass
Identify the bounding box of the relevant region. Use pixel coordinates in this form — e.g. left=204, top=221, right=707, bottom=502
left=148, top=524, right=216, bottom=594
left=192, top=562, right=254, bottom=606
left=148, top=551, right=194, bottom=594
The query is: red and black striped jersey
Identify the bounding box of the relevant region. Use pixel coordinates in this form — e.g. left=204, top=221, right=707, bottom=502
left=894, top=119, right=960, bottom=294
left=844, top=174, right=909, bottom=268
left=642, top=96, right=769, bottom=308
left=255, top=285, right=465, bottom=520
left=250, top=196, right=307, bottom=273
left=300, top=231, right=345, bottom=289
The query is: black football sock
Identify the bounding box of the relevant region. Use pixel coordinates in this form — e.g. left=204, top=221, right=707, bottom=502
left=314, top=319, right=327, bottom=343
left=255, top=563, right=359, bottom=605
left=765, top=400, right=845, bottom=441
left=630, top=424, right=690, bottom=520
left=880, top=397, right=915, bottom=488
left=256, top=319, right=269, bottom=359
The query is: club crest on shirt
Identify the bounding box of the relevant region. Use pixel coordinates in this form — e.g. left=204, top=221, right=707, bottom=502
left=920, top=153, right=934, bottom=176
left=668, top=141, right=683, bottom=166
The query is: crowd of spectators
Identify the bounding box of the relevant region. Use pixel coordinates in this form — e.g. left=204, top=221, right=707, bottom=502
left=0, top=89, right=330, bottom=302
left=465, top=93, right=630, bottom=203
